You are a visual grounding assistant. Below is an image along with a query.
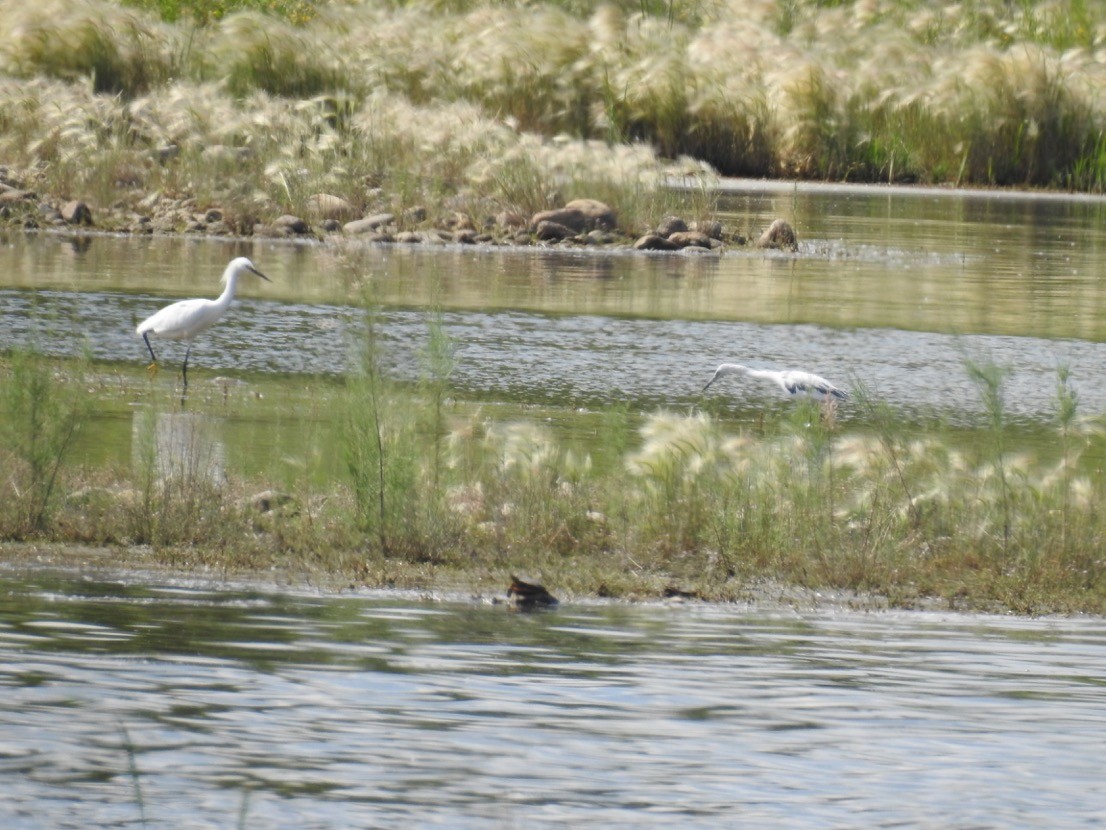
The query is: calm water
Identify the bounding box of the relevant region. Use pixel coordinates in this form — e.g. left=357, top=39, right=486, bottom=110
left=1, top=570, right=1104, bottom=828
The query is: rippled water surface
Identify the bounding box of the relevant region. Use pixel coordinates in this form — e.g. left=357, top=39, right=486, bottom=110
left=3, top=184, right=1106, bottom=429
left=2, top=570, right=1104, bottom=828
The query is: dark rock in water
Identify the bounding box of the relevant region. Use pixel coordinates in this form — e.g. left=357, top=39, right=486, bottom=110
left=666, top=230, right=712, bottom=249
left=507, top=575, right=558, bottom=611
left=656, top=215, right=688, bottom=237
left=61, top=200, right=93, bottom=226
left=755, top=218, right=798, bottom=251
left=534, top=219, right=576, bottom=241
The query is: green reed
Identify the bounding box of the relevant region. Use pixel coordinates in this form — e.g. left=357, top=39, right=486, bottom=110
left=0, top=346, right=90, bottom=536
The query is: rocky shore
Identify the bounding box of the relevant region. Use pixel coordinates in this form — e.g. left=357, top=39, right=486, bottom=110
left=0, top=168, right=800, bottom=253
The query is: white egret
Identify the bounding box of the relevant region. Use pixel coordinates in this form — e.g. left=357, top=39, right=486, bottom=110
left=702, top=363, right=848, bottom=400
left=136, top=256, right=271, bottom=387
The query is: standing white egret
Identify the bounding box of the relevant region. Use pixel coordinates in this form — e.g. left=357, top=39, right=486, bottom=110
left=702, top=363, right=848, bottom=400
left=136, top=256, right=271, bottom=388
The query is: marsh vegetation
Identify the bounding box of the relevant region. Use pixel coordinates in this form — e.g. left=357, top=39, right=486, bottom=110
left=3, top=0, right=1106, bottom=240
left=3, top=325, right=1105, bottom=614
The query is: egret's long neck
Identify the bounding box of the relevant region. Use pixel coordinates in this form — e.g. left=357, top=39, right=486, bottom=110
left=744, top=367, right=775, bottom=381
left=215, top=270, right=240, bottom=309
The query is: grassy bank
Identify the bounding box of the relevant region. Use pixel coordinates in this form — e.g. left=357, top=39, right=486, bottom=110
left=2, top=343, right=1105, bottom=615
left=3, top=0, right=1106, bottom=243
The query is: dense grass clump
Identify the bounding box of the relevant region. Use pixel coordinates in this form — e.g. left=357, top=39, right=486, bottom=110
left=5, top=0, right=1106, bottom=242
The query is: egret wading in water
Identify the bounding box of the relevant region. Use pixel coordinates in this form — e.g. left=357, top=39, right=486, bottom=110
left=136, top=256, right=271, bottom=388
left=702, top=363, right=848, bottom=401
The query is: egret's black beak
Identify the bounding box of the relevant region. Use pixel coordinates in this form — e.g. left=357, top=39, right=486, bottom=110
left=249, top=266, right=272, bottom=282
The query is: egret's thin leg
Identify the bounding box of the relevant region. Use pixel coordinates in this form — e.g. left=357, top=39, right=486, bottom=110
left=143, top=332, right=159, bottom=378
left=182, top=345, right=191, bottom=389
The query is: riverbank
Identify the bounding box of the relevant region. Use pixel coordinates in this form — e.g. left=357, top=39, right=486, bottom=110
left=0, top=540, right=1024, bottom=616
left=4, top=0, right=1106, bottom=257
left=2, top=350, right=1104, bottom=618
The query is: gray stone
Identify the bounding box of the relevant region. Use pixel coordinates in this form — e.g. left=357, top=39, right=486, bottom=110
left=632, top=233, right=678, bottom=251
left=534, top=220, right=576, bottom=241
left=564, top=198, right=617, bottom=230
left=656, top=215, right=688, bottom=237
left=667, top=230, right=712, bottom=249
left=755, top=218, right=799, bottom=251
left=344, top=213, right=394, bottom=234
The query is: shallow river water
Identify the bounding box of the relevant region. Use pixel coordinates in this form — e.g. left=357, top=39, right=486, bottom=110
left=2, top=569, right=1105, bottom=829
left=4, top=182, right=1106, bottom=429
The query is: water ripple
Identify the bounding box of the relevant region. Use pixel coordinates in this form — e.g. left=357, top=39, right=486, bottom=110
left=1, top=573, right=1105, bottom=828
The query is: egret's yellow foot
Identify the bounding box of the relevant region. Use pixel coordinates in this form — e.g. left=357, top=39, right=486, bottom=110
left=146, top=362, right=159, bottom=379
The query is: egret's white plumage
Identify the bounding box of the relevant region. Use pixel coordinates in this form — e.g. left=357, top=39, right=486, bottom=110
left=702, top=363, right=848, bottom=400
left=136, top=256, right=270, bottom=386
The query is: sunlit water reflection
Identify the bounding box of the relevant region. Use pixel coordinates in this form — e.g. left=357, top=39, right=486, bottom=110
left=1, top=571, right=1104, bottom=828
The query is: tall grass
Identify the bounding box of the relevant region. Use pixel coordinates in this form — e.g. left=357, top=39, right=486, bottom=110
left=6, top=0, right=1106, bottom=241
left=8, top=349, right=1106, bottom=611
left=0, top=347, right=90, bottom=536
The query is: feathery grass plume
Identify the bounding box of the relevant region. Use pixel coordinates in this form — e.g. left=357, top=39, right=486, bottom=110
left=208, top=11, right=347, bottom=98
left=686, top=20, right=776, bottom=176
left=964, top=356, right=1014, bottom=551
left=0, top=0, right=175, bottom=96
left=450, top=6, right=593, bottom=135
left=451, top=418, right=596, bottom=557
left=626, top=410, right=727, bottom=552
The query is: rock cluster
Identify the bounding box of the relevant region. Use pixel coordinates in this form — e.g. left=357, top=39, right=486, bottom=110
left=0, top=169, right=802, bottom=255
